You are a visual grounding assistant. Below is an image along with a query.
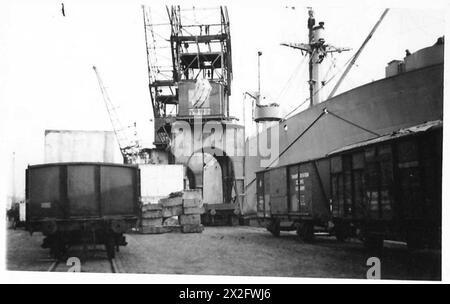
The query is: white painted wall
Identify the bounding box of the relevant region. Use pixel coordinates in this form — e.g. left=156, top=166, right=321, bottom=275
left=19, top=201, right=26, bottom=222
left=139, top=164, right=185, bottom=204
left=203, top=157, right=223, bottom=205
left=44, top=130, right=122, bottom=163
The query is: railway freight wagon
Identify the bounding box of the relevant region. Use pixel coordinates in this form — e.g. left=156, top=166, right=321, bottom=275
left=256, top=158, right=331, bottom=242
left=26, top=163, right=140, bottom=259
left=329, top=120, right=442, bottom=250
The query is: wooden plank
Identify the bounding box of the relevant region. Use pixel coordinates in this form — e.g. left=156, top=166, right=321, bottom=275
left=141, top=226, right=170, bottom=234
left=142, top=210, right=163, bottom=219
left=184, top=206, right=205, bottom=215
left=183, top=190, right=202, bottom=201
left=204, top=203, right=237, bottom=211
left=162, top=206, right=183, bottom=218
left=160, top=197, right=183, bottom=207
left=142, top=204, right=162, bottom=211
left=162, top=217, right=180, bottom=227
left=270, top=196, right=289, bottom=215
left=183, top=198, right=202, bottom=208
left=270, top=167, right=288, bottom=197
left=141, top=218, right=163, bottom=227
left=181, top=224, right=204, bottom=233
left=179, top=214, right=201, bottom=225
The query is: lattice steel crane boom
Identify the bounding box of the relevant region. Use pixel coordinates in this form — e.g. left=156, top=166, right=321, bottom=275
left=92, top=65, right=139, bottom=163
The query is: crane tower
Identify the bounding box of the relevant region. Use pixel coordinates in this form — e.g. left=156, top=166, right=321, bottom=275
left=143, top=6, right=244, bottom=225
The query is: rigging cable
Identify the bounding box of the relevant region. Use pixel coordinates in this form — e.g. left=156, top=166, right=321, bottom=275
left=326, top=110, right=381, bottom=136
left=243, top=108, right=381, bottom=191
left=322, top=55, right=337, bottom=82
left=283, top=51, right=357, bottom=120
left=244, top=109, right=327, bottom=191
left=328, top=8, right=390, bottom=99
left=275, top=54, right=308, bottom=101
left=322, top=54, right=355, bottom=87
left=282, top=77, right=330, bottom=120
left=281, top=53, right=353, bottom=120
left=282, top=96, right=309, bottom=120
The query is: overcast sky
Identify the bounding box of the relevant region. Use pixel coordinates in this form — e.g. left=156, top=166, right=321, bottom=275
left=0, top=0, right=448, bottom=205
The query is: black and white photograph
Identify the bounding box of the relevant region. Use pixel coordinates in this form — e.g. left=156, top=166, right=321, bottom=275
left=0, top=0, right=447, bottom=284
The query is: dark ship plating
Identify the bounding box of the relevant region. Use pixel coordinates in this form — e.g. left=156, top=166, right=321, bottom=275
left=248, top=9, right=443, bottom=249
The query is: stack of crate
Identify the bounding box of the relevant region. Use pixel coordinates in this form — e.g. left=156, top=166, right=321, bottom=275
left=141, top=203, right=166, bottom=234
left=140, top=190, right=205, bottom=234
left=140, top=196, right=182, bottom=234
left=161, top=196, right=183, bottom=218
left=180, top=190, right=205, bottom=233
left=160, top=195, right=183, bottom=232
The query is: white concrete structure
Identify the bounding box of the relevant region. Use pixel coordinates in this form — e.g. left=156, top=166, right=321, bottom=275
left=44, top=130, right=122, bottom=163
left=139, top=164, right=185, bottom=204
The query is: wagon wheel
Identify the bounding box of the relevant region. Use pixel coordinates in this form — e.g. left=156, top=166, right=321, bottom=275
left=105, top=235, right=116, bottom=259
left=51, top=239, right=68, bottom=261
left=267, top=220, right=280, bottom=237
left=297, top=222, right=314, bottom=243
left=363, top=234, right=384, bottom=252
left=335, top=223, right=349, bottom=242
left=406, top=229, right=425, bottom=251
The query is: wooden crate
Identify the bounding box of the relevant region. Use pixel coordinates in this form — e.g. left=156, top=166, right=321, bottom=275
left=160, top=197, right=183, bottom=207
left=142, top=217, right=163, bottom=227
left=142, top=210, right=163, bottom=219
left=179, top=214, right=201, bottom=225
left=183, top=206, right=205, bottom=215
left=181, top=224, right=204, bottom=233
left=162, top=206, right=183, bottom=218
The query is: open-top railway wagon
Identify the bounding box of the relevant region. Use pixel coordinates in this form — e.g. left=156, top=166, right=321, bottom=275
left=26, top=162, right=140, bottom=260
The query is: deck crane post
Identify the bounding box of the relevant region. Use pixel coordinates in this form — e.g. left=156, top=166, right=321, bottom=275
left=328, top=8, right=389, bottom=99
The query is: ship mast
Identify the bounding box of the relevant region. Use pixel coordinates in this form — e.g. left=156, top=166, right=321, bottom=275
left=307, top=8, right=316, bottom=107
left=281, top=7, right=350, bottom=107
left=11, top=152, right=16, bottom=206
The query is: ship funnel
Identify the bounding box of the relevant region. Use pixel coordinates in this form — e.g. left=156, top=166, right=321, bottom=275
left=254, top=102, right=282, bottom=123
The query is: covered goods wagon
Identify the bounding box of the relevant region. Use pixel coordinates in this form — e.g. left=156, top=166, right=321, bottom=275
left=329, top=120, right=442, bottom=250
left=256, top=158, right=331, bottom=242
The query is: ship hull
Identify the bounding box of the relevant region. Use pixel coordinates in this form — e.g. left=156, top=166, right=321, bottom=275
left=244, top=63, right=444, bottom=217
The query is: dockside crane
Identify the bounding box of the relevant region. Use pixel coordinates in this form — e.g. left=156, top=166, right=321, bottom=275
left=92, top=65, right=140, bottom=164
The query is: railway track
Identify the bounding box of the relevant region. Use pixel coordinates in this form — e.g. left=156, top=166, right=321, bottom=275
left=47, top=248, right=122, bottom=273
left=47, top=257, right=120, bottom=273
